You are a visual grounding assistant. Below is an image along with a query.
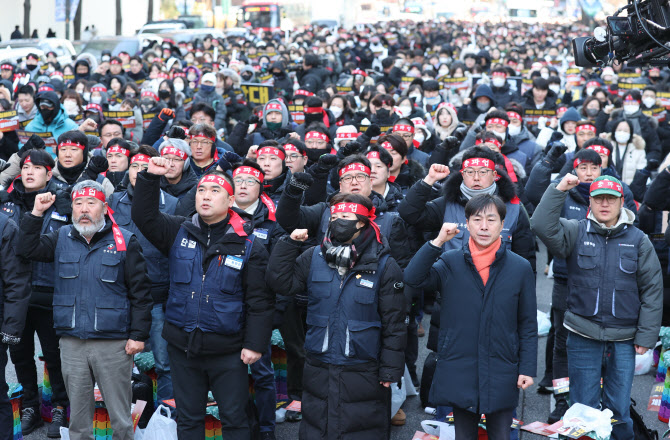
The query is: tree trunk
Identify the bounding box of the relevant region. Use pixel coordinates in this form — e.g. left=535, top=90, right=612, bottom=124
left=74, top=0, right=82, bottom=40
left=23, top=0, right=31, bottom=39
left=147, top=0, right=154, bottom=23
left=116, top=0, right=122, bottom=35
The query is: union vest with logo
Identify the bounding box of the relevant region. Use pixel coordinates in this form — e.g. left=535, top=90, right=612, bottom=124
left=566, top=220, right=645, bottom=329
left=165, top=226, right=255, bottom=334
left=53, top=225, right=134, bottom=339
left=442, top=197, right=521, bottom=251
left=305, top=247, right=389, bottom=365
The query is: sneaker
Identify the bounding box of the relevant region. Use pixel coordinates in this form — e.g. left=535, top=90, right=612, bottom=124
left=391, top=408, right=406, bottom=426
left=21, top=407, right=43, bottom=435
left=260, top=432, right=276, bottom=440
left=285, top=410, right=302, bottom=422
left=548, top=398, right=570, bottom=424
left=536, top=375, right=554, bottom=394
left=48, top=407, right=67, bottom=438
left=417, top=323, right=426, bottom=337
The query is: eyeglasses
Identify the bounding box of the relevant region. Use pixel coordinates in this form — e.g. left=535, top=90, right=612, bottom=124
left=38, top=102, right=55, bottom=110
left=190, top=140, right=213, bottom=147
left=462, top=169, right=493, bottom=177
left=591, top=195, right=619, bottom=204
left=191, top=116, right=210, bottom=124
left=102, top=132, right=123, bottom=138
left=233, top=178, right=260, bottom=187
left=395, top=132, right=413, bottom=140
left=340, top=173, right=369, bottom=184
left=285, top=153, right=303, bottom=162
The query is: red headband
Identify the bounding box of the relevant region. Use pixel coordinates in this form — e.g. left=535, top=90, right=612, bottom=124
left=330, top=202, right=381, bottom=243
left=586, top=81, right=600, bottom=88
left=303, top=107, right=323, bottom=114
left=141, top=90, right=158, bottom=101
left=161, top=146, right=188, bottom=161
left=130, top=154, right=151, bottom=164
left=110, top=59, right=122, bottom=65
left=624, top=95, right=640, bottom=103
left=558, top=106, right=568, bottom=113
left=486, top=118, right=509, bottom=127
left=492, top=71, right=506, bottom=77
left=38, top=85, right=53, bottom=93
left=257, top=147, right=285, bottom=161
left=351, top=68, right=367, bottom=77
left=393, top=124, right=414, bottom=133
left=381, top=141, right=394, bottom=151
left=233, top=166, right=264, bottom=180
left=590, top=179, right=623, bottom=196
left=576, top=124, right=596, bottom=134
left=86, top=103, right=103, bottom=113
left=506, top=111, right=521, bottom=121
left=338, top=163, right=371, bottom=177
left=91, top=86, right=107, bottom=93
left=305, top=131, right=329, bottom=141
left=295, top=89, right=314, bottom=97
left=475, top=138, right=502, bottom=149
left=0, top=64, right=12, bottom=70
left=573, top=158, right=595, bottom=168
left=107, top=145, right=130, bottom=157
left=190, top=134, right=216, bottom=142
left=59, top=141, right=86, bottom=151
left=71, top=188, right=126, bottom=251
left=197, top=174, right=234, bottom=196
left=462, top=157, right=496, bottom=170
left=24, top=155, right=51, bottom=171
left=283, top=143, right=306, bottom=156
left=336, top=132, right=359, bottom=139
left=266, top=103, right=282, bottom=111
left=586, top=145, right=610, bottom=155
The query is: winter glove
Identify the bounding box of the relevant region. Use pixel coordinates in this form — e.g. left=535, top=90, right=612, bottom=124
left=215, top=151, right=243, bottom=172
left=165, top=125, right=187, bottom=140
left=548, top=130, right=564, bottom=145
left=315, top=154, right=338, bottom=174
left=157, top=108, right=175, bottom=122
left=23, top=134, right=46, bottom=151
left=453, top=125, right=469, bottom=141
left=340, top=141, right=362, bottom=157
left=547, top=143, right=568, bottom=162
left=54, top=189, right=73, bottom=217
left=646, top=158, right=660, bottom=171
left=0, top=191, right=10, bottom=204
left=286, top=172, right=314, bottom=197
left=247, top=114, right=261, bottom=125
left=441, top=136, right=460, bottom=152
left=84, top=156, right=108, bottom=180
left=0, top=159, right=8, bottom=173
left=364, top=124, right=381, bottom=138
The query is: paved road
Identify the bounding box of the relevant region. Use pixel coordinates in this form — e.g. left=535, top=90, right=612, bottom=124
left=10, top=244, right=668, bottom=439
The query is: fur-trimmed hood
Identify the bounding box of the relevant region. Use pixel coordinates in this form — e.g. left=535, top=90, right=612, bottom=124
left=444, top=152, right=519, bottom=205
left=601, top=132, right=646, bottom=150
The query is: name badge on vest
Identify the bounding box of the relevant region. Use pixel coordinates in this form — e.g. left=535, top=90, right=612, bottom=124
left=253, top=228, right=268, bottom=240
left=51, top=211, right=67, bottom=222
left=224, top=255, right=243, bottom=270
left=358, top=279, right=374, bottom=289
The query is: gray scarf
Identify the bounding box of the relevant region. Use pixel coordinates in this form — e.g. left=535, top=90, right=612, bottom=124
left=460, top=182, right=497, bottom=200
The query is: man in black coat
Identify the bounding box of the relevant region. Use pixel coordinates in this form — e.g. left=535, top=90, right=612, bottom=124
left=131, top=161, right=274, bottom=440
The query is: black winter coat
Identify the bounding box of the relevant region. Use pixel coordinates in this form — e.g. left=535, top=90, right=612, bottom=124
left=131, top=171, right=274, bottom=356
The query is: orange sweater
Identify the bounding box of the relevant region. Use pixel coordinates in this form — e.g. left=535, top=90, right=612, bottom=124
left=469, top=236, right=501, bottom=285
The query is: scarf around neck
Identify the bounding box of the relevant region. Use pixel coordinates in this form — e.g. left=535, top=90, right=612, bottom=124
left=460, top=181, right=497, bottom=200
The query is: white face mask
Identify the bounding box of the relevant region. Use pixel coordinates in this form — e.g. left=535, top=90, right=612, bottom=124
left=615, top=131, right=631, bottom=144
left=549, top=85, right=561, bottom=94
left=623, top=104, right=639, bottom=115
left=90, top=95, right=102, bottom=104
left=491, top=77, right=506, bottom=88
left=329, top=106, right=343, bottom=119
left=541, top=72, right=549, bottom=80
left=495, top=130, right=506, bottom=141
left=414, top=132, right=425, bottom=144
left=409, top=93, right=422, bottom=101
left=586, top=87, right=595, bottom=96
left=642, top=97, right=656, bottom=108
left=398, top=106, right=412, bottom=117
left=63, top=100, right=79, bottom=116
left=174, top=82, right=184, bottom=92
left=83, top=92, right=91, bottom=102
left=508, top=124, right=521, bottom=136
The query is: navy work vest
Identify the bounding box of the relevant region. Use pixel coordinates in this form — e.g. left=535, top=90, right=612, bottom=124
left=165, top=226, right=255, bottom=334
left=53, top=225, right=134, bottom=339
left=109, top=189, right=177, bottom=288
left=304, top=246, right=389, bottom=365
left=566, top=220, right=645, bottom=329
left=442, top=199, right=520, bottom=251
left=0, top=201, right=68, bottom=289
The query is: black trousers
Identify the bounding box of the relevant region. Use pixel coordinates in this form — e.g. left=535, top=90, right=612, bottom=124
left=552, top=306, right=569, bottom=383
left=168, top=345, right=250, bottom=440
left=0, top=343, right=12, bottom=440
left=9, top=307, right=68, bottom=408
left=453, top=407, right=513, bottom=440
left=279, top=301, right=307, bottom=400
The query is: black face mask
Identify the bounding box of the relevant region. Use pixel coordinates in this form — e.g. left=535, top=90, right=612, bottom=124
left=376, top=108, right=390, bottom=119
left=328, top=218, right=361, bottom=243
left=273, top=71, right=284, bottom=78
left=305, top=147, right=329, bottom=163
left=87, top=114, right=101, bottom=125
left=241, top=73, right=253, bottom=81
left=158, top=90, right=171, bottom=100
left=39, top=106, right=59, bottom=124
left=304, top=113, right=322, bottom=125
left=26, top=63, right=38, bottom=70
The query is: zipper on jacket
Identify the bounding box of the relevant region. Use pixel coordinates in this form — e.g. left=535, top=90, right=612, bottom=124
left=195, top=273, right=206, bottom=327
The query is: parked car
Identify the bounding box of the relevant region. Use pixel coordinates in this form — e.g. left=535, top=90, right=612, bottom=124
left=159, top=28, right=226, bottom=44
left=138, top=22, right=187, bottom=34
left=80, top=35, right=163, bottom=59
left=0, top=38, right=76, bottom=66
left=0, top=47, right=45, bottom=67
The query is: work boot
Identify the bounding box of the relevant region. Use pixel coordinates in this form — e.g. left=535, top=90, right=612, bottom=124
left=548, top=398, right=570, bottom=424
left=21, top=407, right=43, bottom=435
left=48, top=407, right=67, bottom=438
left=536, top=374, right=553, bottom=394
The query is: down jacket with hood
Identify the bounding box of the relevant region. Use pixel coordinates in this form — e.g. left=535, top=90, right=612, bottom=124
left=219, top=68, right=250, bottom=125
left=24, top=92, right=79, bottom=156
left=536, top=107, right=580, bottom=153
left=227, top=99, right=298, bottom=156
left=192, top=84, right=227, bottom=131
left=601, top=108, right=662, bottom=163
left=601, top=132, right=647, bottom=185
left=433, top=105, right=465, bottom=141
left=457, top=84, right=496, bottom=126
left=270, top=61, right=294, bottom=101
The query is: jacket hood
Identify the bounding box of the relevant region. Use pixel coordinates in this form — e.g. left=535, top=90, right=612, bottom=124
left=473, top=84, right=495, bottom=101
left=587, top=205, right=636, bottom=233
left=220, top=68, right=241, bottom=88
left=560, top=107, right=581, bottom=128
left=445, top=153, right=518, bottom=204
left=262, top=99, right=290, bottom=129
left=522, top=88, right=557, bottom=107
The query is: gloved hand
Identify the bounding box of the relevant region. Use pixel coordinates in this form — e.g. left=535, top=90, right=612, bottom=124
left=158, top=108, right=175, bottom=122
left=84, top=156, right=108, bottom=179
left=215, top=151, right=243, bottom=172
left=23, top=134, right=46, bottom=151
left=340, top=141, right=362, bottom=157
left=547, top=142, right=568, bottom=161
left=316, top=154, right=338, bottom=173
left=0, top=191, right=11, bottom=204
left=453, top=125, right=469, bottom=141
left=645, top=158, right=660, bottom=171
left=549, top=130, right=564, bottom=145
left=247, top=114, right=261, bottom=125
left=54, top=189, right=73, bottom=217
left=364, top=124, right=381, bottom=138
left=441, top=136, right=460, bottom=152
left=165, top=125, right=187, bottom=140
left=286, top=172, right=314, bottom=196
left=0, top=159, right=8, bottom=173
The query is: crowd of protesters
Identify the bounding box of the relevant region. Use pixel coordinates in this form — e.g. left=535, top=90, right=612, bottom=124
left=0, top=17, right=666, bottom=440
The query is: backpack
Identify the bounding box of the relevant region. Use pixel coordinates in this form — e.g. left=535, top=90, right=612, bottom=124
left=631, top=398, right=658, bottom=440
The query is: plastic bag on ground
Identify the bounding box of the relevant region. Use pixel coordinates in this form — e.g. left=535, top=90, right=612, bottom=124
left=404, top=364, right=418, bottom=396
left=143, top=405, right=178, bottom=440
left=390, top=376, right=407, bottom=418
left=635, top=349, right=654, bottom=375
left=420, top=420, right=455, bottom=440
left=562, top=403, right=613, bottom=438
left=60, top=427, right=70, bottom=440
left=537, top=310, right=551, bottom=336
